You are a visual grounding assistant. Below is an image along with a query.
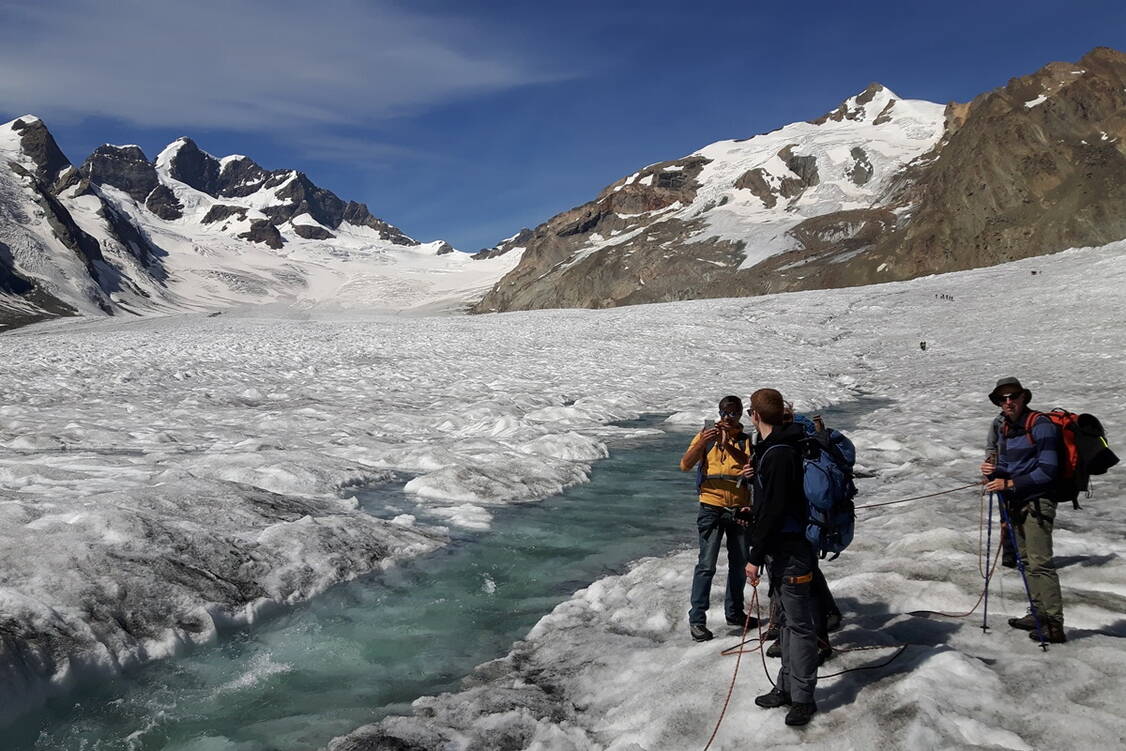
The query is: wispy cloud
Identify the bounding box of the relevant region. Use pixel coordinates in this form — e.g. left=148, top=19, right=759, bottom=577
left=0, top=0, right=562, bottom=131
left=287, top=133, right=445, bottom=169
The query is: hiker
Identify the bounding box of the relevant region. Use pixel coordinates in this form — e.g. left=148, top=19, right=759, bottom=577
left=680, top=395, right=754, bottom=642
left=743, top=388, right=818, bottom=726
left=764, top=408, right=840, bottom=662
left=980, top=377, right=1066, bottom=643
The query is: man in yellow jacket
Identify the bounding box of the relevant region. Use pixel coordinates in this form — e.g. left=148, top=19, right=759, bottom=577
left=681, top=395, right=754, bottom=641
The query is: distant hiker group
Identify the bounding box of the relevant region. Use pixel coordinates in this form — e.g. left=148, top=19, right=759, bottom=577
left=681, top=378, right=1118, bottom=728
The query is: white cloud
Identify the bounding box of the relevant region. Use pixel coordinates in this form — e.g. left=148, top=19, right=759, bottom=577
left=0, top=0, right=558, bottom=130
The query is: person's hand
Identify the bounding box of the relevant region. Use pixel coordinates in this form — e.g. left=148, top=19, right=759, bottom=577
left=745, top=563, right=760, bottom=585
left=701, top=427, right=719, bottom=442
left=740, top=463, right=755, bottom=479
left=984, top=478, right=1013, bottom=492
left=734, top=506, right=751, bottom=527
left=980, top=461, right=996, bottom=476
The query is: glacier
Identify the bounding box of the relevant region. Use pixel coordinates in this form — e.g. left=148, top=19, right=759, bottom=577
left=1, top=240, right=1124, bottom=749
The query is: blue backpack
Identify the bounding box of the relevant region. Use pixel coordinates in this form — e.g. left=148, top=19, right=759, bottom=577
left=793, top=414, right=857, bottom=560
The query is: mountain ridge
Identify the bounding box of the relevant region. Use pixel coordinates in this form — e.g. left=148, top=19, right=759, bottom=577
left=472, top=47, right=1126, bottom=312
left=1, top=118, right=515, bottom=329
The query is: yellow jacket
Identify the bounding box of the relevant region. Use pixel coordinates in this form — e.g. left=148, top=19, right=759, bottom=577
left=685, top=432, right=751, bottom=508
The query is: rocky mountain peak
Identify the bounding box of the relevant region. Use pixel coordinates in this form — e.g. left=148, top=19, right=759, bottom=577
left=1080, top=45, right=1126, bottom=70
left=81, top=144, right=158, bottom=203
left=157, top=136, right=222, bottom=196
left=216, top=154, right=273, bottom=198
left=5, top=115, right=72, bottom=187
left=809, top=82, right=899, bottom=125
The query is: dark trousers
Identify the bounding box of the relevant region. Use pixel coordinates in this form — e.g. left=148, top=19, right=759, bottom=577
left=770, top=560, right=836, bottom=644
left=689, top=503, right=747, bottom=625
left=767, top=539, right=818, bottom=704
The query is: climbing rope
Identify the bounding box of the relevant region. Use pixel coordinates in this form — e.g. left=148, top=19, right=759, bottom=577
left=852, top=481, right=981, bottom=511
left=701, top=588, right=763, bottom=751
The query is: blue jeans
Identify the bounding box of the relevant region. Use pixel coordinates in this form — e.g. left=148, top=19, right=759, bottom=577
left=689, top=503, right=747, bottom=625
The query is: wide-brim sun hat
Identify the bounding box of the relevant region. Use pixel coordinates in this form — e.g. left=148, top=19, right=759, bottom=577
left=989, top=376, right=1033, bottom=406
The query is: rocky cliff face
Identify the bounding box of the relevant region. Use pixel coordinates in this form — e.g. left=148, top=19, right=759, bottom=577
left=474, top=48, right=1126, bottom=313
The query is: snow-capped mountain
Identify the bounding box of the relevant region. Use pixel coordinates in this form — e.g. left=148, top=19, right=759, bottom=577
left=473, top=47, right=1126, bottom=312
left=0, top=121, right=520, bottom=328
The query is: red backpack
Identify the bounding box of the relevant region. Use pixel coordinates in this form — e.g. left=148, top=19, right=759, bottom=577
left=1005, top=409, right=1119, bottom=507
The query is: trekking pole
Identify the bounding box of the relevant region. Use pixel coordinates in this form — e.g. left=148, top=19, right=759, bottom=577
left=981, top=490, right=994, bottom=634
left=997, top=497, right=1049, bottom=650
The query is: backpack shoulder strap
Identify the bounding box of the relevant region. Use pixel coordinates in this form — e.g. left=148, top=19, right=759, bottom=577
left=1024, top=410, right=1047, bottom=446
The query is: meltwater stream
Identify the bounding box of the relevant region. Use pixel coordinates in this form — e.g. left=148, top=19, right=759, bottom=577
left=11, top=406, right=871, bottom=750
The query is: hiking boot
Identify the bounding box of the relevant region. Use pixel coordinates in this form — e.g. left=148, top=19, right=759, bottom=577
left=1030, top=620, right=1066, bottom=644
left=766, top=639, right=782, bottom=658
left=817, top=644, right=834, bottom=665
left=785, top=702, right=817, bottom=726
left=825, top=611, right=842, bottom=633
left=726, top=613, right=759, bottom=629
left=690, top=624, right=713, bottom=642
left=754, top=687, right=791, bottom=709
left=762, top=623, right=780, bottom=642
left=1008, top=613, right=1039, bottom=631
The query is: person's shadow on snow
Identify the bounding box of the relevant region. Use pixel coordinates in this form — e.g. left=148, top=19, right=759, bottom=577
left=813, top=596, right=961, bottom=712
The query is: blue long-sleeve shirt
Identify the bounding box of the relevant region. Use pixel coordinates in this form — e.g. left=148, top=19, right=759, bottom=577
left=995, top=411, right=1060, bottom=502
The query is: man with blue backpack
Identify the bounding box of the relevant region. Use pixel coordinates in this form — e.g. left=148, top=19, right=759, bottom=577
left=764, top=411, right=852, bottom=663
left=743, top=388, right=819, bottom=727
left=680, top=395, right=754, bottom=642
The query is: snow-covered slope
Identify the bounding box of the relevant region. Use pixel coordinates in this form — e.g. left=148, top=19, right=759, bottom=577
left=2, top=239, right=1124, bottom=745
left=691, top=85, right=943, bottom=269
left=0, top=117, right=521, bottom=327
left=472, top=83, right=946, bottom=312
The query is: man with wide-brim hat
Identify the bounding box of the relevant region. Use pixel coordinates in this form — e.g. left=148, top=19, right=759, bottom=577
left=980, top=376, right=1066, bottom=643
left=989, top=377, right=1032, bottom=406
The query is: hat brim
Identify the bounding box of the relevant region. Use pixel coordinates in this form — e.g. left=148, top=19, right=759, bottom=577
left=989, top=388, right=1032, bottom=406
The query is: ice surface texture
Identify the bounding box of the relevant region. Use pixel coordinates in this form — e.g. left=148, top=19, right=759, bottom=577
left=330, top=241, right=1126, bottom=750
left=1, top=241, right=1125, bottom=744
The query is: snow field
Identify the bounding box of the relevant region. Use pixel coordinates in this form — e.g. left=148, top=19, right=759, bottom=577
left=0, top=293, right=847, bottom=724
left=330, top=241, right=1126, bottom=750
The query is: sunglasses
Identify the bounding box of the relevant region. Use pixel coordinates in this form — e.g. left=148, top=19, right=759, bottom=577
left=997, top=392, right=1023, bottom=403
left=718, top=410, right=740, bottom=418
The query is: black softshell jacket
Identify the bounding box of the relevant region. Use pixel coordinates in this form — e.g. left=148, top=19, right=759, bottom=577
left=747, top=422, right=806, bottom=566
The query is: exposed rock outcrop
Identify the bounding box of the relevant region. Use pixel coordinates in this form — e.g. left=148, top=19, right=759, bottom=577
left=472, top=228, right=533, bottom=260
left=162, top=137, right=222, bottom=196
left=292, top=223, right=335, bottom=240
left=81, top=145, right=158, bottom=203
left=238, top=219, right=284, bottom=249
left=144, top=184, right=183, bottom=220
left=201, top=204, right=248, bottom=225
left=9, top=117, right=72, bottom=188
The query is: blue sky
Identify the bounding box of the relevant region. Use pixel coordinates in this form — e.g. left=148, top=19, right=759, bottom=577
left=2, top=0, right=1124, bottom=251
